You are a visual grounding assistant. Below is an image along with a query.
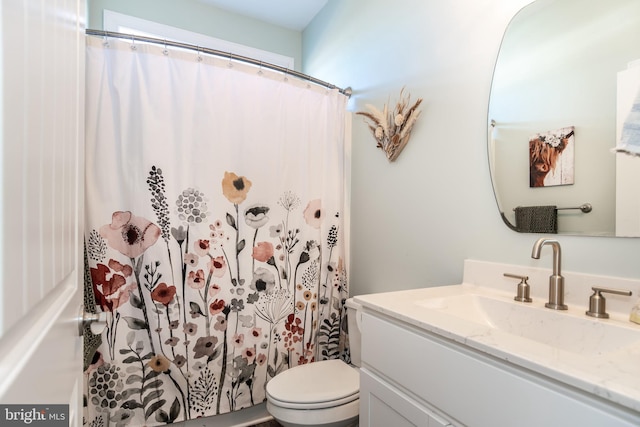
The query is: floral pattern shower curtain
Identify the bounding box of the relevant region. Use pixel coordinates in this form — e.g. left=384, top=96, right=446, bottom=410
left=83, top=36, right=350, bottom=426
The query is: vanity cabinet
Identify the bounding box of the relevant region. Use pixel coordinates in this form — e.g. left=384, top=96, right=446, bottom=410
left=359, top=311, right=640, bottom=427
left=360, top=369, right=451, bottom=427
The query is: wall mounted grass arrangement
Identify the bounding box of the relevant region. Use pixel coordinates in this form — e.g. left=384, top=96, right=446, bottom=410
left=357, top=88, right=422, bottom=162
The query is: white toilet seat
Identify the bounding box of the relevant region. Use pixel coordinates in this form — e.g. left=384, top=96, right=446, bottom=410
left=267, top=390, right=358, bottom=410
left=266, top=397, right=359, bottom=427
left=266, top=359, right=359, bottom=410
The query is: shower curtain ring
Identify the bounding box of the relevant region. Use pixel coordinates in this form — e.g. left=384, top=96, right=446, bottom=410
left=196, top=46, right=202, bottom=62
left=258, top=62, right=264, bottom=75
left=284, top=68, right=289, bottom=82
left=130, top=35, right=136, bottom=51
left=163, top=39, right=169, bottom=56
left=227, top=52, right=233, bottom=68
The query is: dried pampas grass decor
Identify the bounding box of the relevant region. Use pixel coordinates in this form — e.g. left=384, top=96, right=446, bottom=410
left=356, top=88, right=423, bottom=162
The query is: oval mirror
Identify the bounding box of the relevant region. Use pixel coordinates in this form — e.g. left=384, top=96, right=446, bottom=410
left=488, top=0, right=640, bottom=237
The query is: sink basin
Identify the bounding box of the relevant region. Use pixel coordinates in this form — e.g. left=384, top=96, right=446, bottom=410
left=354, top=263, right=640, bottom=416
left=417, top=293, right=640, bottom=356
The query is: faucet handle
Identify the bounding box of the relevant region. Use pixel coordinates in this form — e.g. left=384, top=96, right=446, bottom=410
left=586, top=287, right=632, bottom=319
left=504, top=273, right=532, bottom=303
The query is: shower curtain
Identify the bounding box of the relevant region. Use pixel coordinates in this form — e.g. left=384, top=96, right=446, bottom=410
left=83, top=36, right=350, bottom=426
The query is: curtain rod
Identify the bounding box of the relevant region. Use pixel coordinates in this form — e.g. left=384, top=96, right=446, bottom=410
left=86, top=29, right=352, bottom=97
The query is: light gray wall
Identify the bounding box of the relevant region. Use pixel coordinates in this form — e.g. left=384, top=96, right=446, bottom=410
left=303, top=0, right=640, bottom=297
left=86, top=0, right=303, bottom=70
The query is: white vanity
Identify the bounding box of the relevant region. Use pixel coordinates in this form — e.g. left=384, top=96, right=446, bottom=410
left=354, top=260, right=640, bottom=427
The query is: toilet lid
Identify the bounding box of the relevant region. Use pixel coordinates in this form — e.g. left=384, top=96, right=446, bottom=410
left=266, top=359, right=359, bottom=408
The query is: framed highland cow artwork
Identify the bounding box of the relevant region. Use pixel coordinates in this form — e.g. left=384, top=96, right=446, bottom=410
left=529, top=126, right=575, bottom=187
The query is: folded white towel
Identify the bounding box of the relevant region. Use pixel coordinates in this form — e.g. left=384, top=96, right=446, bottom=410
left=614, top=76, right=640, bottom=156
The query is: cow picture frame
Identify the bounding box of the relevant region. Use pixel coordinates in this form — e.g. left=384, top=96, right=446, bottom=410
left=529, top=126, right=575, bottom=187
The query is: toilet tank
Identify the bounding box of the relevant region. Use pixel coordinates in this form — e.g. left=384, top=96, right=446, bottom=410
left=344, top=298, right=362, bottom=367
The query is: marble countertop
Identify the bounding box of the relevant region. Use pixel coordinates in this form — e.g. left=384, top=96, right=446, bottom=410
left=354, top=260, right=640, bottom=415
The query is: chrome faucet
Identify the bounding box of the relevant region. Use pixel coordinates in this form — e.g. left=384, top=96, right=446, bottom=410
left=531, top=238, right=567, bottom=310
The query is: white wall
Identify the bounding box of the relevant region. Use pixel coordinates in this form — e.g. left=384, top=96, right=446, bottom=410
left=303, top=0, right=640, bottom=297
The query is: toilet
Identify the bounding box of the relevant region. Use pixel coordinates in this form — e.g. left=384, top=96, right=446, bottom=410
left=265, top=298, right=362, bottom=427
